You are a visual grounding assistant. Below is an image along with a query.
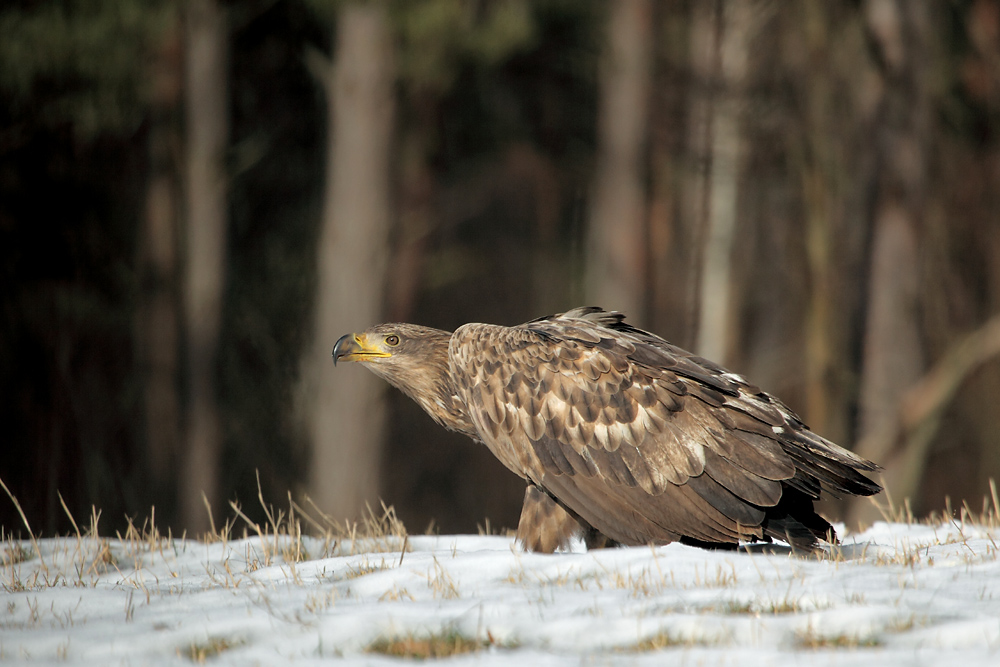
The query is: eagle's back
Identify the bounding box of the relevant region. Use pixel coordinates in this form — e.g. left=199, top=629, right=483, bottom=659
left=448, top=307, right=880, bottom=549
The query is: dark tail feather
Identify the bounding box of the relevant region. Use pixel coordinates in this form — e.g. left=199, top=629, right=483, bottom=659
left=761, top=486, right=837, bottom=551
left=782, top=430, right=883, bottom=499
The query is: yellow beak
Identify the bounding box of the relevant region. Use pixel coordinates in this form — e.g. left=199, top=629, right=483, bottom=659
left=332, top=333, right=391, bottom=365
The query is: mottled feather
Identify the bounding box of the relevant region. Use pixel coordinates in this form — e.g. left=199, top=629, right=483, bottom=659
left=336, top=307, right=882, bottom=553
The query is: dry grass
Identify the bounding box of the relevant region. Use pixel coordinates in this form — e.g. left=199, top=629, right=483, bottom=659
left=181, top=636, right=246, bottom=662
left=366, top=628, right=511, bottom=659
left=1, top=494, right=129, bottom=592
left=0, top=471, right=410, bottom=596
left=793, top=624, right=882, bottom=650
left=885, top=614, right=921, bottom=634
left=811, top=480, right=1000, bottom=569
left=426, top=556, right=460, bottom=599
left=4, top=471, right=1000, bottom=660
left=341, top=558, right=394, bottom=579
left=1, top=541, right=30, bottom=568
left=716, top=594, right=821, bottom=615
left=303, top=589, right=338, bottom=612
left=290, top=495, right=409, bottom=558
left=627, top=630, right=727, bottom=651
left=867, top=479, right=1000, bottom=532
left=223, top=472, right=409, bottom=566
left=476, top=517, right=516, bottom=538
left=607, top=560, right=738, bottom=597
left=378, top=585, right=415, bottom=602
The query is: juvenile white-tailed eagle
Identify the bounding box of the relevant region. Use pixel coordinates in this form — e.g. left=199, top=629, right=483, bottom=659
left=333, top=307, right=881, bottom=553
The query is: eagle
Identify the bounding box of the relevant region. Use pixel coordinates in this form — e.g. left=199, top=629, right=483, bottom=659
left=333, top=307, right=881, bottom=553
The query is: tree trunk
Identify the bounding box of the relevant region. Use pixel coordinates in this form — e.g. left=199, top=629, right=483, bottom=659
left=139, top=21, right=182, bottom=495
left=848, top=0, right=932, bottom=526
left=387, top=96, right=436, bottom=323
left=682, top=1, right=721, bottom=347
left=694, top=1, right=758, bottom=363
left=793, top=1, right=876, bottom=445
left=797, top=2, right=837, bottom=438
left=585, top=0, right=653, bottom=324
left=301, top=3, right=396, bottom=522
left=180, top=0, right=228, bottom=535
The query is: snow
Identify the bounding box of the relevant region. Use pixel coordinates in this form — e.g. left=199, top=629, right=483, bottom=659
left=3, top=521, right=1000, bottom=665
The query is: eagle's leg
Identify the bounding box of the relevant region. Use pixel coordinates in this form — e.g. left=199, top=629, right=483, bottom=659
left=516, top=485, right=619, bottom=552
left=582, top=527, right=620, bottom=550
left=516, top=485, right=581, bottom=553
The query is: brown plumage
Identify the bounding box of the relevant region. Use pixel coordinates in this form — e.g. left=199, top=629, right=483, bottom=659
left=333, top=307, right=881, bottom=553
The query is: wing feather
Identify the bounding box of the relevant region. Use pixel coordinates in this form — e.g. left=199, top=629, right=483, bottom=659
left=450, top=312, right=878, bottom=549
left=592, top=421, right=611, bottom=449
left=702, top=447, right=783, bottom=507
left=686, top=473, right=767, bottom=527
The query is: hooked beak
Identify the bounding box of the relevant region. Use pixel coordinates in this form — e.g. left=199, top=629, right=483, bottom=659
left=332, top=333, right=390, bottom=365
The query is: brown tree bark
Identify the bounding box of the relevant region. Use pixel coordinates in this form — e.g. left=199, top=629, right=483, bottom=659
left=681, top=0, right=721, bottom=347
left=301, top=3, right=396, bottom=522
left=139, top=21, right=182, bottom=491
left=797, top=2, right=838, bottom=439
left=848, top=0, right=933, bottom=526
left=693, top=1, right=767, bottom=364
left=792, top=1, right=879, bottom=444
left=585, top=0, right=653, bottom=324
left=180, top=0, right=228, bottom=535
left=386, top=97, right=436, bottom=324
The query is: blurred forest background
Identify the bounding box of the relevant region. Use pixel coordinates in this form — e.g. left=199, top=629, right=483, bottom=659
left=3, top=0, right=1000, bottom=539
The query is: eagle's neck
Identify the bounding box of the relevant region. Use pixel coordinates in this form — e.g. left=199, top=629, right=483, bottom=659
left=414, top=372, right=480, bottom=440
left=371, top=332, right=480, bottom=440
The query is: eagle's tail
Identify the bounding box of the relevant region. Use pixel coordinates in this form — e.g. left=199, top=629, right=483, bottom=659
left=761, top=486, right=839, bottom=551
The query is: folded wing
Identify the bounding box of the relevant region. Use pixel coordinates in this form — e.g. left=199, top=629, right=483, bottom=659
left=449, top=307, right=880, bottom=549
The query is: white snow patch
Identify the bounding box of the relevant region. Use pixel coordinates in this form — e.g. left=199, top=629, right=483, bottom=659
left=1, top=522, right=1000, bottom=665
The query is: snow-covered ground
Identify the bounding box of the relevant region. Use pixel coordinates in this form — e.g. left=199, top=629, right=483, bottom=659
left=3, top=520, right=1000, bottom=665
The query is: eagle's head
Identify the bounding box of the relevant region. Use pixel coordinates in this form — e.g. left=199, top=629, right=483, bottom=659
left=333, top=323, right=478, bottom=437
left=333, top=323, right=449, bottom=373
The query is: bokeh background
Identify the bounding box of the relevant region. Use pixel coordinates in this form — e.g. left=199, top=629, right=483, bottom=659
left=3, top=0, right=1000, bottom=539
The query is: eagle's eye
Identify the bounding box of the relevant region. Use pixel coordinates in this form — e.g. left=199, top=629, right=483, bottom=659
left=385, top=335, right=400, bottom=347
